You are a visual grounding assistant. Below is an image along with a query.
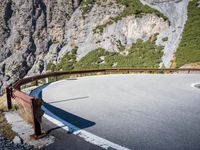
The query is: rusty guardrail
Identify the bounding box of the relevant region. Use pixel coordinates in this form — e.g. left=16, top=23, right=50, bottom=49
left=6, top=87, right=43, bottom=138
left=6, top=68, right=200, bottom=138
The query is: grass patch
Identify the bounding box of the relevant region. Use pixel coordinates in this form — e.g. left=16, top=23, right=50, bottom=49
left=94, top=0, right=167, bottom=34
left=0, top=113, right=16, bottom=139
left=175, top=0, right=200, bottom=67
left=0, top=97, right=7, bottom=112
left=48, top=39, right=163, bottom=72
left=0, top=96, right=16, bottom=139
left=74, top=39, right=164, bottom=70
left=80, top=0, right=96, bottom=16
left=47, top=47, right=78, bottom=72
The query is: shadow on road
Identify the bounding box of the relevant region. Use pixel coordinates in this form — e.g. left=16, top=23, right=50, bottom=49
left=30, top=82, right=95, bottom=132
left=66, top=78, right=78, bottom=81
left=46, top=125, right=67, bottom=134
left=43, top=102, right=96, bottom=130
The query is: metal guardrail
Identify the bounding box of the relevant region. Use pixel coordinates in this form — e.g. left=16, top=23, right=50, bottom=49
left=6, top=87, right=43, bottom=138
left=6, top=68, right=200, bottom=138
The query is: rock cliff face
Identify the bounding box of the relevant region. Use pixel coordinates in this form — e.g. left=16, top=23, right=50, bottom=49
left=0, top=0, right=78, bottom=93
left=141, top=0, right=189, bottom=67
left=0, top=0, right=189, bottom=94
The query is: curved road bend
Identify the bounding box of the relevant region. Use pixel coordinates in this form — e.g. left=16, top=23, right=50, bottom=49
left=31, top=74, right=200, bottom=150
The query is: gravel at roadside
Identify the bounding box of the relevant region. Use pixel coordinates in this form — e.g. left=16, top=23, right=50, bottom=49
left=0, top=135, right=35, bottom=150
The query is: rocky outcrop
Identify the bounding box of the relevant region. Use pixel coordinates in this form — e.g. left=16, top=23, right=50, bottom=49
left=58, top=10, right=168, bottom=60
left=0, top=0, right=188, bottom=94
left=0, top=0, right=77, bottom=94
left=141, top=0, right=189, bottom=67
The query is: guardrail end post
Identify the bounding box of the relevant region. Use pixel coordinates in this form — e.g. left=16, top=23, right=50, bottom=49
left=6, top=87, right=12, bottom=110
left=32, top=99, right=43, bottom=138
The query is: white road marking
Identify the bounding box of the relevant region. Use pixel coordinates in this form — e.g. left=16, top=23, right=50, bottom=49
left=43, top=106, right=131, bottom=150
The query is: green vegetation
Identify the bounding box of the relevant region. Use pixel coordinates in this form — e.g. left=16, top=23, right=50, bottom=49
left=117, top=0, right=167, bottom=19
left=37, top=32, right=45, bottom=40
left=46, top=61, right=57, bottom=72
left=0, top=113, right=16, bottom=139
left=0, top=97, right=16, bottom=139
left=74, top=48, right=107, bottom=69
left=80, top=0, right=96, bottom=15
left=47, top=39, right=163, bottom=72
left=175, top=0, right=200, bottom=67
left=162, top=37, right=168, bottom=42
left=74, top=39, right=163, bottom=70
left=95, top=40, right=101, bottom=44
left=57, top=47, right=78, bottom=70
left=94, top=0, right=167, bottom=33
left=47, top=47, right=78, bottom=71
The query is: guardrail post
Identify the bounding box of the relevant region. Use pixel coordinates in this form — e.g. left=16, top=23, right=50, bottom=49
left=188, top=69, right=191, bottom=74
left=6, top=87, right=12, bottom=110
left=35, top=80, right=38, bottom=86
left=32, top=99, right=42, bottom=137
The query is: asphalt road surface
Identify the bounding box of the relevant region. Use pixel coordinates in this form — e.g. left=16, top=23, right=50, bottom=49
left=31, top=74, right=200, bottom=150
left=41, top=117, right=103, bottom=150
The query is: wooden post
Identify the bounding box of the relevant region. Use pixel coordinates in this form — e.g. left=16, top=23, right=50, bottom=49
left=6, top=87, right=12, bottom=110
left=188, top=69, right=191, bottom=74
left=35, top=80, right=38, bottom=86
left=32, top=99, right=42, bottom=137
left=55, top=76, right=58, bottom=81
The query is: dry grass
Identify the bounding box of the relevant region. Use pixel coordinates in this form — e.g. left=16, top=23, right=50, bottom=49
left=180, top=62, right=200, bottom=69
left=0, top=96, right=16, bottom=139
left=0, top=96, right=7, bottom=112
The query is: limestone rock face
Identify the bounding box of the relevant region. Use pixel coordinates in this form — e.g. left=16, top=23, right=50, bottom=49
left=58, top=8, right=168, bottom=60
left=0, top=0, right=188, bottom=94
left=0, top=0, right=76, bottom=94
left=141, top=0, right=189, bottom=67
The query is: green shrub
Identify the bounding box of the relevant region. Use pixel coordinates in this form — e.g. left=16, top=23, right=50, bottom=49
left=162, top=37, right=168, bottom=42
left=49, top=40, right=163, bottom=71
left=74, top=39, right=163, bottom=70
left=56, top=47, right=78, bottom=71
left=74, top=48, right=107, bottom=70
left=46, top=61, right=56, bottom=71
left=80, top=0, right=96, bottom=15
left=47, top=47, right=78, bottom=72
